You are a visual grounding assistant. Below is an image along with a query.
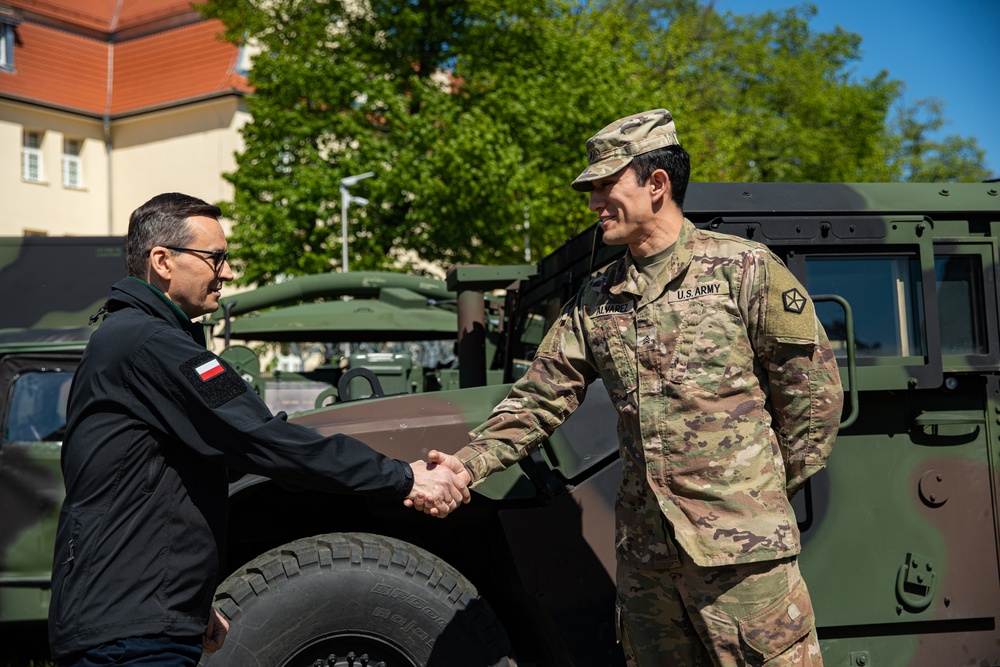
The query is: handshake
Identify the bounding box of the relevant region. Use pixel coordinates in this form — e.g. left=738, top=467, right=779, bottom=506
left=403, top=450, right=473, bottom=518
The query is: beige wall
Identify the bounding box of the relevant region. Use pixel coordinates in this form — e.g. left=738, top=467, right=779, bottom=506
left=0, top=101, right=110, bottom=236
left=110, top=98, right=249, bottom=235
left=0, top=96, right=249, bottom=237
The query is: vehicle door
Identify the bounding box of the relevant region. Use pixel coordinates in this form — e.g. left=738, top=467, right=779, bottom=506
left=0, top=353, right=77, bottom=621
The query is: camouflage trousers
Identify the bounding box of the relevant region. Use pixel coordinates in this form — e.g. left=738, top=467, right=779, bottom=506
left=616, top=554, right=823, bottom=666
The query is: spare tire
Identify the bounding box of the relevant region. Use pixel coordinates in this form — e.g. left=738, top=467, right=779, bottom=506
left=202, top=532, right=515, bottom=667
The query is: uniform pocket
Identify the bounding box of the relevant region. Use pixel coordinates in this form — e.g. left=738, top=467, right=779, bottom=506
left=668, top=306, right=740, bottom=394
left=591, top=314, right=638, bottom=404
left=738, top=575, right=814, bottom=661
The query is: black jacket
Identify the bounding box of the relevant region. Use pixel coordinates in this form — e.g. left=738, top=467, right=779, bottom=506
left=48, top=278, right=413, bottom=658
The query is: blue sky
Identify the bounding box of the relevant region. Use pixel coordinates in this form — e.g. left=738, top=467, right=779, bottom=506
left=711, top=0, right=1000, bottom=180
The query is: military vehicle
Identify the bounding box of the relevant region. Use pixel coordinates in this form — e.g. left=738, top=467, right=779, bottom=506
left=0, top=236, right=124, bottom=659
left=208, top=272, right=466, bottom=413
left=3, top=184, right=1000, bottom=666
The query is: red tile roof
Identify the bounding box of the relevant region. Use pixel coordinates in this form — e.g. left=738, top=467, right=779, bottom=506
left=0, top=0, right=250, bottom=116
left=4, top=0, right=199, bottom=33
left=112, top=20, right=247, bottom=114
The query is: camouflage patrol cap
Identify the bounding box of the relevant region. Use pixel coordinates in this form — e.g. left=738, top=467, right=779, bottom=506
left=571, top=109, right=680, bottom=192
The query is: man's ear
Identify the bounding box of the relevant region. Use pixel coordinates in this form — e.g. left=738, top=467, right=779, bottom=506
left=649, top=168, right=671, bottom=204
left=148, top=247, right=172, bottom=282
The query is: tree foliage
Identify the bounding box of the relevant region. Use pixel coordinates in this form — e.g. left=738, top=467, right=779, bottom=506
left=199, top=0, right=991, bottom=285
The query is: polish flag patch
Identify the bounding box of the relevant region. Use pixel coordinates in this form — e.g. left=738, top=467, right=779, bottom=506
left=195, top=358, right=225, bottom=381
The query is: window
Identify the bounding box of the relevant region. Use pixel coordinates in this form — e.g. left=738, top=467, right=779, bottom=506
left=805, top=252, right=992, bottom=362
left=62, top=138, right=82, bottom=188
left=3, top=370, right=74, bottom=443
left=935, top=254, right=988, bottom=356
left=21, top=130, right=42, bottom=182
left=0, top=18, right=16, bottom=71
left=806, top=256, right=926, bottom=358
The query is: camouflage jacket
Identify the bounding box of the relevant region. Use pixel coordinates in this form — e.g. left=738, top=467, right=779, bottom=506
left=457, top=219, right=843, bottom=568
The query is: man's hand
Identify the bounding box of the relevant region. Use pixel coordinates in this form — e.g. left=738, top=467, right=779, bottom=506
left=427, top=449, right=473, bottom=486
left=404, top=450, right=472, bottom=517
left=203, top=607, right=230, bottom=654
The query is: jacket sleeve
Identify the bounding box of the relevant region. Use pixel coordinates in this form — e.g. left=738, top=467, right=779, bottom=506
left=457, top=291, right=599, bottom=483
left=126, top=327, right=413, bottom=500
left=745, top=251, right=844, bottom=498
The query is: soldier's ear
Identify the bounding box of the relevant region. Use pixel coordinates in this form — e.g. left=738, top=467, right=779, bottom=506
left=649, top=168, right=670, bottom=204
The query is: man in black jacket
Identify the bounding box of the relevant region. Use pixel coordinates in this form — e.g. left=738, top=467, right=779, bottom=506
left=48, top=193, right=469, bottom=666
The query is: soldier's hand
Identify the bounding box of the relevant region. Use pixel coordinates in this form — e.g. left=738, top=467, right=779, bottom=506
left=427, top=450, right=472, bottom=489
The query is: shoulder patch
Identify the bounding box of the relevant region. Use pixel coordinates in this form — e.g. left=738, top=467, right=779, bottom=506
left=180, top=351, right=247, bottom=408
left=781, top=288, right=806, bottom=314
left=764, top=258, right=817, bottom=343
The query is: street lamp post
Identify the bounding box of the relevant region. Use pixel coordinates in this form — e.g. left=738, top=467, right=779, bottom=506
left=339, top=171, right=375, bottom=273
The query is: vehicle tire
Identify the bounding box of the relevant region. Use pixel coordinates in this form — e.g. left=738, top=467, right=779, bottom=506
left=201, top=532, right=516, bottom=667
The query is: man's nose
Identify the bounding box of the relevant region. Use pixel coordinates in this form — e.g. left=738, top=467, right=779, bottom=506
left=588, top=192, right=604, bottom=212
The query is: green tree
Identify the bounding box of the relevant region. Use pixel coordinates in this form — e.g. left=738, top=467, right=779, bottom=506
left=629, top=3, right=902, bottom=182
left=200, top=0, right=989, bottom=285
left=887, top=98, right=991, bottom=182
left=202, top=0, right=653, bottom=283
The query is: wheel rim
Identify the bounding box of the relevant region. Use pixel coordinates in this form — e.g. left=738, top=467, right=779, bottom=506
left=281, top=631, right=420, bottom=667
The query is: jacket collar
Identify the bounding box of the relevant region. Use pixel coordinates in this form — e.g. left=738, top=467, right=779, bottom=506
left=607, top=218, right=697, bottom=307
left=102, top=277, right=206, bottom=344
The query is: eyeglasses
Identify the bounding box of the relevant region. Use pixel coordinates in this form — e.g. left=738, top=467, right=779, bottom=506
left=162, top=245, right=229, bottom=271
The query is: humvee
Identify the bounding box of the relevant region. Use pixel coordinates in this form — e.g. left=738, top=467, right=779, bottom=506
left=206, top=270, right=514, bottom=414
left=3, top=184, right=1000, bottom=666
left=0, top=236, right=124, bottom=651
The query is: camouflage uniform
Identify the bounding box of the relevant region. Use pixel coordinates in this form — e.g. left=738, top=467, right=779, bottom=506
left=457, top=112, right=843, bottom=665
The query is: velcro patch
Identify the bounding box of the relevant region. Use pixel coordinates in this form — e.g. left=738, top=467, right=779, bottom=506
left=668, top=281, right=730, bottom=302
left=181, top=351, right=247, bottom=408
left=764, top=256, right=817, bottom=343
left=590, top=302, right=635, bottom=317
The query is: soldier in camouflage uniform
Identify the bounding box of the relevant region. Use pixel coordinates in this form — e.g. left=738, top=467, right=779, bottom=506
left=432, top=109, right=843, bottom=665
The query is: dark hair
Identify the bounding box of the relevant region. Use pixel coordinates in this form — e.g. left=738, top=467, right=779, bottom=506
left=125, top=193, right=221, bottom=278
left=630, top=145, right=690, bottom=209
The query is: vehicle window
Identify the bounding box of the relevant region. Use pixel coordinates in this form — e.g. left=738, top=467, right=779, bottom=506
left=3, top=370, right=73, bottom=443
left=805, top=256, right=926, bottom=358
left=935, top=255, right=988, bottom=356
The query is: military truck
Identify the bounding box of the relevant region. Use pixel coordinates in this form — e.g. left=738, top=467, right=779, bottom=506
left=4, top=184, right=1000, bottom=666
left=207, top=271, right=487, bottom=413
left=204, top=182, right=1000, bottom=667
left=0, top=236, right=124, bottom=657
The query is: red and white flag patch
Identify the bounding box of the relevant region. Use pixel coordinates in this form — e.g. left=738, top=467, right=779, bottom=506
left=195, top=358, right=225, bottom=381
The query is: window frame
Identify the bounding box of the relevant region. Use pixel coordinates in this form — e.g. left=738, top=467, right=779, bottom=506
left=3, top=368, right=75, bottom=443
left=0, top=21, right=16, bottom=71
left=803, top=252, right=928, bottom=363
left=932, top=239, right=999, bottom=371
left=788, top=243, right=941, bottom=392
left=21, top=130, right=43, bottom=183
left=708, top=214, right=943, bottom=392
left=62, top=137, right=83, bottom=189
